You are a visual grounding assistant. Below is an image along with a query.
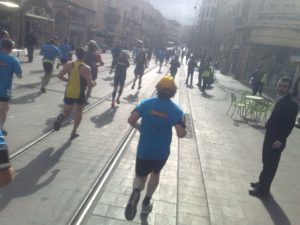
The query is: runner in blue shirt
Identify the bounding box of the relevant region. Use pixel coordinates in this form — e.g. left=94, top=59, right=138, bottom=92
left=40, top=39, right=61, bottom=93
left=125, top=75, right=186, bottom=221
left=0, top=39, right=22, bottom=136
left=57, top=39, right=71, bottom=69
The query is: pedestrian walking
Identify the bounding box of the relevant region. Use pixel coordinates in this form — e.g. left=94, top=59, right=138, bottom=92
left=40, top=39, right=61, bottom=93
left=0, top=39, right=22, bottom=136
left=197, top=59, right=207, bottom=88
left=258, top=72, right=268, bottom=96
left=132, top=42, right=147, bottom=90
left=185, top=51, right=191, bottom=64
left=293, top=76, right=300, bottom=128
left=0, top=129, right=15, bottom=187
left=25, top=32, right=38, bottom=62
left=111, top=50, right=130, bottom=108
left=125, top=75, right=187, bottom=221
left=165, top=49, right=171, bottom=65
left=146, top=48, right=153, bottom=68
left=250, top=67, right=263, bottom=96
left=169, top=55, right=180, bottom=77
left=185, top=56, right=197, bottom=86
left=158, top=49, right=165, bottom=73
left=249, top=77, right=299, bottom=197
left=84, top=40, right=104, bottom=104
left=201, top=65, right=213, bottom=92
left=0, top=30, right=9, bottom=51
left=180, top=50, right=185, bottom=64
left=53, top=48, right=95, bottom=139
left=110, top=45, right=122, bottom=74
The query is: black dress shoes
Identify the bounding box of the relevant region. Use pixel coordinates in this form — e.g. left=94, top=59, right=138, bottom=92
left=249, top=188, right=270, bottom=198
left=250, top=182, right=259, bottom=188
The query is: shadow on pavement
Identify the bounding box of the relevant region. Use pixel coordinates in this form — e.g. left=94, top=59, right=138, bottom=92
left=102, top=76, right=114, bottom=81
left=261, top=195, right=291, bottom=225
left=186, top=84, right=195, bottom=89
left=250, top=124, right=266, bottom=131
left=43, top=116, right=58, bottom=133
left=201, top=92, right=214, bottom=98
left=13, top=82, right=41, bottom=90
left=233, top=119, right=249, bottom=127
left=0, top=141, right=72, bottom=211
left=10, top=91, right=43, bottom=104
left=30, top=70, right=44, bottom=74
left=123, top=91, right=139, bottom=103
left=90, top=107, right=118, bottom=128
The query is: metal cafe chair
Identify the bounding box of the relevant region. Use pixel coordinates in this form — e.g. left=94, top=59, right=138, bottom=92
left=226, top=93, right=247, bottom=118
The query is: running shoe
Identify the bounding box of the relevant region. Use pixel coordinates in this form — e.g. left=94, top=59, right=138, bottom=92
left=140, top=202, right=153, bottom=217
left=54, top=114, right=64, bottom=131
left=138, top=85, right=141, bottom=90
left=70, top=131, right=79, bottom=140
left=131, top=84, right=135, bottom=90
left=125, top=190, right=140, bottom=221
left=116, top=98, right=120, bottom=104
left=111, top=101, right=115, bottom=108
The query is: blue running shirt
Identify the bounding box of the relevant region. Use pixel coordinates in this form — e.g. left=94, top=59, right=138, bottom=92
left=0, top=52, right=22, bottom=98
left=59, top=43, right=71, bottom=60
left=134, top=96, right=184, bottom=160
left=41, top=44, right=61, bottom=63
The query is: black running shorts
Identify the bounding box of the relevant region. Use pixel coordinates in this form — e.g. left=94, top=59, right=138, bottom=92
left=60, top=58, right=68, bottom=64
left=134, top=65, right=144, bottom=76
left=43, top=62, right=54, bottom=74
left=64, top=93, right=85, bottom=106
left=135, top=158, right=168, bottom=177
left=0, top=96, right=10, bottom=102
left=114, top=73, right=126, bottom=86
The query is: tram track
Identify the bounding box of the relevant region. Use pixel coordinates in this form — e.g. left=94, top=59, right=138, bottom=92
left=10, top=64, right=158, bottom=161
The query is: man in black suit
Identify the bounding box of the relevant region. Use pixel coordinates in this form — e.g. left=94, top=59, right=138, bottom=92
left=249, top=77, right=299, bottom=197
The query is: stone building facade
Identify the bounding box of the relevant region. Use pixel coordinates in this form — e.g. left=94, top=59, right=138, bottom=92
left=1, top=0, right=183, bottom=49
left=202, top=0, right=300, bottom=84
left=0, top=0, right=97, bottom=47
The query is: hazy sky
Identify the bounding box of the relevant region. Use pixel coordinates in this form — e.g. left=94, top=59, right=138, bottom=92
left=148, top=0, right=202, bottom=25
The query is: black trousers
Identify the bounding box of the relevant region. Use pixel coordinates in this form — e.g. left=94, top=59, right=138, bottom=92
left=258, top=83, right=264, bottom=96
left=186, top=70, right=194, bottom=84
left=258, top=133, right=285, bottom=192
left=202, top=77, right=209, bottom=91
left=27, top=46, right=34, bottom=62
left=252, top=82, right=260, bottom=96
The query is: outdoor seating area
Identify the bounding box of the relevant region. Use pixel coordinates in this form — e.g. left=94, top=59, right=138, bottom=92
left=226, top=91, right=274, bottom=125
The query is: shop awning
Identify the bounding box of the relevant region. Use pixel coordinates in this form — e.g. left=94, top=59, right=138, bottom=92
left=25, top=13, right=54, bottom=22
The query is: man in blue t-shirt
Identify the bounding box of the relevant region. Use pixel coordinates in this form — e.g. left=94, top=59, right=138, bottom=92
left=0, top=39, right=22, bottom=136
left=57, top=39, right=71, bottom=68
left=40, top=39, right=61, bottom=93
left=125, top=75, right=187, bottom=221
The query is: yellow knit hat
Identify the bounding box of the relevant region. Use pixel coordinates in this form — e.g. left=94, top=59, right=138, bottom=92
left=157, top=75, right=177, bottom=91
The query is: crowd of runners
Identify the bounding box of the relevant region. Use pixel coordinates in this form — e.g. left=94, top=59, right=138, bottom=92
left=0, top=28, right=217, bottom=218
left=4, top=27, right=299, bottom=223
